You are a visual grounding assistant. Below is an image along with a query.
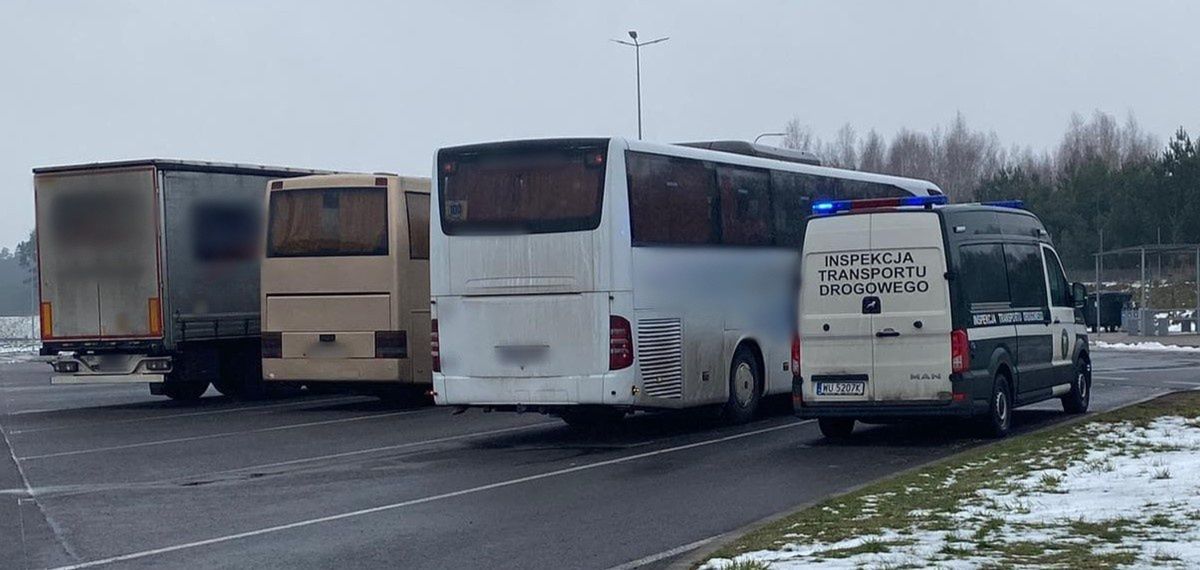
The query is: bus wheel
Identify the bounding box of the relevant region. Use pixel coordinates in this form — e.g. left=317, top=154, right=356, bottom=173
left=163, top=381, right=209, bottom=402
left=818, top=418, right=855, bottom=439
left=559, top=407, right=625, bottom=430
left=1062, top=358, right=1091, bottom=414
left=722, top=346, right=762, bottom=424
left=981, top=372, right=1012, bottom=438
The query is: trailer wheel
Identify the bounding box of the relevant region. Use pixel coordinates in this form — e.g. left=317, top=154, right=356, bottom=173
left=163, top=381, right=209, bottom=402
left=721, top=346, right=762, bottom=424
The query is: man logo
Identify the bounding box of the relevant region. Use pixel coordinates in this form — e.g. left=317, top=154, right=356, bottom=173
left=910, top=373, right=943, bottom=381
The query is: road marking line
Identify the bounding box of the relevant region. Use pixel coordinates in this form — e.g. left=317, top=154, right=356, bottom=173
left=1164, top=380, right=1200, bottom=387
left=605, top=536, right=719, bottom=570
left=17, top=411, right=421, bottom=461
left=1092, top=375, right=1130, bottom=381
left=8, top=396, right=369, bottom=434
left=49, top=419, right=814, bottom=570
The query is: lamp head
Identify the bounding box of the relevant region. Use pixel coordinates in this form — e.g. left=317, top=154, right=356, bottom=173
left=628, top=30, right=638, bottom=40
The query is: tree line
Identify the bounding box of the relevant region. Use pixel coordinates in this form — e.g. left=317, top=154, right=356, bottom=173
left=783, top=111, right=1200, bottom=271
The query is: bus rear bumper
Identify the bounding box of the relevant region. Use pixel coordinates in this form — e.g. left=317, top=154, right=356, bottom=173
left=432, top=372, right=621, bottom=407
left=263, top=358, right=413, bottom=384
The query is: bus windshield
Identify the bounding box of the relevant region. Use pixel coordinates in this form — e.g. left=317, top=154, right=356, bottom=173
left=268, top=187, right=388, bottom=257
left=438, top=142, right=606, bottom=235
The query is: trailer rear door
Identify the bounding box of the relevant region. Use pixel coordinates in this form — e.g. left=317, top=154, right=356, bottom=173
left=36, top=167, right=162, bottom=340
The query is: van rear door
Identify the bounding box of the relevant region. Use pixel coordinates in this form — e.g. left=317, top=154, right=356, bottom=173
left=801, top=211, right=951, bottom=404
left=36, top=167, right=162, bottom=340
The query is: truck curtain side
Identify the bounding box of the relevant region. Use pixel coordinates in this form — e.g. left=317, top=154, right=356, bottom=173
left=35, top=160, right=334, bottom=400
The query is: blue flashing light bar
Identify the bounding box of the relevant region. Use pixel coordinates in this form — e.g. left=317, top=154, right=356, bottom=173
left=982, top=200, right=1025, bottom=209
left=811, top=194, right=948, bottom=215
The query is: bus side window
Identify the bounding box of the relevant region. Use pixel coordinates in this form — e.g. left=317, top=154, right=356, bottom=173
left=958, top=243, right=1010, bottom=310
left=406, top=192, right=430, bottom=260
left=627, top=152, right=718, bottom=245
left=770, top=171, right=813, bottom=248
left=839, top=180, right=910, bottom=200
left=716, top=166, right=771, bottom=246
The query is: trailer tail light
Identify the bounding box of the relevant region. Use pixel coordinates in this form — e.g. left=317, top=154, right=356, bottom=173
left=148, top=297, right=163, bottom=336
left=791, top=332, right=801, bottom=374
left=951, top=329, right=970, bottom=374
left=262, top=332, right=282, bottom=359
left=375, top=330, right=407, bottom=359
left=431, top=319, right=440, bottom=372
left=39, top=302, right=52, bottom=339
left=609, top=315, right=633, bottom=370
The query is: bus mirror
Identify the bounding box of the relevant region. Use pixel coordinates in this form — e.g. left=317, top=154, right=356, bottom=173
left=1071, top=283, right=1087, bottom=309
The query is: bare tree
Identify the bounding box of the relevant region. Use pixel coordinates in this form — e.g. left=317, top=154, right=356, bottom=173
left=858, top=129, right=887, bottom=173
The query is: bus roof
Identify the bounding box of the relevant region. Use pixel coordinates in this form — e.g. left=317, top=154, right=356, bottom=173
left=33, top=159, right=339, bottom=178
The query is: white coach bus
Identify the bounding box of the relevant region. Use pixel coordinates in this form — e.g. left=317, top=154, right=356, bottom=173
left=430, top=137, right=943, bottom=426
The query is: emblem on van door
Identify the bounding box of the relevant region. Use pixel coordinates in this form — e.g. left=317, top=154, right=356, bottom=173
left=862, top=296, right=881, bottom=314
left=910, top=373, right=943, bottom=381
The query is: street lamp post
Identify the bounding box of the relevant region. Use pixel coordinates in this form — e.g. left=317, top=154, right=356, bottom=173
left=612, top=30, right=668, bottom=140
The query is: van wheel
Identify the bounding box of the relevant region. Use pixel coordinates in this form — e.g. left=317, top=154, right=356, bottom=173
left=818, top=418, right=855, bottom=439
left=163, top=381, right=209, bottom=402
left=981, top=373, right=1012, bottom=438
left=1062, top=359, right=1091, bottom=414
left=722, top=347, right=762, bottom=424
left=559, top=407, right=625, bottom=430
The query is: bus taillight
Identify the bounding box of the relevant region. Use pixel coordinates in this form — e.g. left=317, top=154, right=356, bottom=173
left=431, top=319, right=441, bottom=372
left=609, top=316, right=633, bottom=370
left=262, top=332, right=282, bottom=359
left=374, top=330, right=407, bottom=359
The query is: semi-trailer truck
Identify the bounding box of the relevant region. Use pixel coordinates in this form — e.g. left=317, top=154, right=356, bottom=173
left=35, top=159, right=332, bottom=401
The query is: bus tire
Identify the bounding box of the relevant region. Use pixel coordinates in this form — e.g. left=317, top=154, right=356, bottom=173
left=722, top=346, right=762, bottom=424
left=981, top=372, right=1012, bottom=438
left=818, top=418, right=855, bottom=439
left=163, top=381, right=209, bottom=402
left=1061, top=357, right=1091, bottom=414
left=559, top=407, right=625, bottom=430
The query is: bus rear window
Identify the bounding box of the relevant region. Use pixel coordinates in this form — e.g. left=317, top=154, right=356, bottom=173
left=438, top=144, right=606, bottom=235
left=268, top=187, right=388, bottom=257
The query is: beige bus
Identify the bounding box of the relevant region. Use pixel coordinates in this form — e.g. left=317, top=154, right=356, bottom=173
left=260, top=173, right=433, bottom=402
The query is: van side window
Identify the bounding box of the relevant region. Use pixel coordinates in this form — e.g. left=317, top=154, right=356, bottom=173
left=998, top=212, right=1045, bottom=238
left=1044, top=247, right=1070, bottom=307
left=958, top=244, right=1010, bottom=307
left=1004, top=243, right=1049, bottom=309
left=717, top=166, right=772, bottom=246
left=406, top=192, right=430, bottom=260
left=627, top=152, right=719, bottom=245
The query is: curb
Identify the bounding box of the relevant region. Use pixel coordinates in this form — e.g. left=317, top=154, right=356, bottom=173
left=668, top=389, right=1182, bottom=570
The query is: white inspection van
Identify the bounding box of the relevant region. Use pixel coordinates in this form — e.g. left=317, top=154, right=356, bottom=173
left=794, top=197, right=1090, bottom=438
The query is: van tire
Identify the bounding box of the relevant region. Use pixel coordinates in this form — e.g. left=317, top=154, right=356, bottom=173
left=818, top=418, right=855, bottom=439
left=981, top=373, right=1012, bottom=438
left=1061, top=358, right=1091, bottom=414
left=163, top=381, right=209, bottom=402
left=722, top=346, right=762, bottom=424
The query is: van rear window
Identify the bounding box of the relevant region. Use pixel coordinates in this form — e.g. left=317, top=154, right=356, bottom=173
left=438, top=142, right=606, bottom=235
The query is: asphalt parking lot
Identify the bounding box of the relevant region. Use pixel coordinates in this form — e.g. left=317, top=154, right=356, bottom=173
left=1, top=348, right=1197, bottom=570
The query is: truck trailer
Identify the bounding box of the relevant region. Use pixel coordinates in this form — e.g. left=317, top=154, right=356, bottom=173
left=35, top=159, right=332, bottom=400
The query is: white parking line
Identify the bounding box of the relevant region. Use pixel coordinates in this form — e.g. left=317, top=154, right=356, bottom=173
left=1092, top=375, right=1130, bottom=381
left=8, top=395, right=371, bottom=435
left=605, top=536, right=719, bottom=570
left=49, top=419, right=813, bottom=570
left=17, top=410, right=422, bottom=461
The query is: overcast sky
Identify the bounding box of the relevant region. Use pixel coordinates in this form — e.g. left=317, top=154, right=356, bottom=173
left=2, top=0, right=1198, bottom=247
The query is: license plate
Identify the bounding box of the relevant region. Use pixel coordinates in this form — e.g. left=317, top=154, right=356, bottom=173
left=816, top=381, right=866, bottom=396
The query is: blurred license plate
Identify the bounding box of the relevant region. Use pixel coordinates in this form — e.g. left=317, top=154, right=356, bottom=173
left=816, top=382, right=866, bottom=396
